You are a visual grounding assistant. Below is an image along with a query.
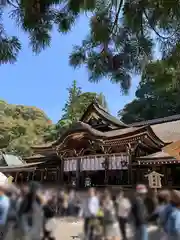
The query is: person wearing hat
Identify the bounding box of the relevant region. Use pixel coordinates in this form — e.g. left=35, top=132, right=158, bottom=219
left=131, top=184, right=148, bottom=240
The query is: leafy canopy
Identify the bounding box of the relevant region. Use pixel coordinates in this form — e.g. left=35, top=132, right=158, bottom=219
left=69, top=0, right=180, bottom=91
left=119, top=60, right=180, bottom=123
left=62, top=80, right=108, bottom=121
left=2, top=0, right=180, bottom=91
left=0, top=99, right=51, bottom=156
left=44, top=80, right=108, bottom=141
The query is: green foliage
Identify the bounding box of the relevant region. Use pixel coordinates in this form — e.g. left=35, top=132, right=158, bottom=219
left=2, top=0, right=180, bottom=92
left=119, top=60, right=180, bottom=123
left=69, top=0, right=180, bottom=91
left=0, top=100, right=51, bottom=156
left=62, top=80, right=82, bottom=121
left=44, top=80, right=108, bottom=141
left=0, top=9, right=21, bottom=64
left=62, top=80, right=108, bottom=121
left=43, top=118, right=72, bottom=142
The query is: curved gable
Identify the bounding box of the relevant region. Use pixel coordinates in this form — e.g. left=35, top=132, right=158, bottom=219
left=53, top=121, right=105, bottom=151
left=81, top=101, right=128, bottom=131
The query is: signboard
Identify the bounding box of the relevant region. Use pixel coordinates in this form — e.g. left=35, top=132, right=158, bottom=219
left=64, top=154, right=129, bottom=172
left=64, top=159, right=77, bottom=172
left=162, top=140, right=180, bottom=160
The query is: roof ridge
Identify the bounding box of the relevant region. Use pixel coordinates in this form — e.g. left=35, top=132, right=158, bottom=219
left=129, top=114, right=180, bottom=127
left=93, top=102, right=128, bottom=127
left=93, top=100, right=109, bottom=114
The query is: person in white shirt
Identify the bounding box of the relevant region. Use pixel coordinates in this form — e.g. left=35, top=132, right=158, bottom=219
left=116, top=188, right=131, bottom=240
left=79, top=188, right=99, bottom=236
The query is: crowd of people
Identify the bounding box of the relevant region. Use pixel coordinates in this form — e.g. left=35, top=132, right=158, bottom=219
left=0, top=181, right=179, bottom=240
left=78, top=185, right=180, bottom=240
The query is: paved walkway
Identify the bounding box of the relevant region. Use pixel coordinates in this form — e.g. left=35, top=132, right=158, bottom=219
left=47, top=218, right=159, bottom=240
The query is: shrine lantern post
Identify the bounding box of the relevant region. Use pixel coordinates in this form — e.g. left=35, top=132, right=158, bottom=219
left=145, top=171, right=164, bottom=193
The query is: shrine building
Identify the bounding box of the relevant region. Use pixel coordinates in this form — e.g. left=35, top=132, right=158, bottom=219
left=2, top=101, right=180, bottom=188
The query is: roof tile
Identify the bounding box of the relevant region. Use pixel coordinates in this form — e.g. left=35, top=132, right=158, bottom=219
left=151, top=120, right=180, bottom=142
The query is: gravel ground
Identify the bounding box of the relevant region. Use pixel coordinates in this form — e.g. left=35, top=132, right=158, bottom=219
left=47, top=218, right=159, bottom=240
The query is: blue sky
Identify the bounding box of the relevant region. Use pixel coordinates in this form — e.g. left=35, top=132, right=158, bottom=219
left=1, top=14, right=139, bottom=123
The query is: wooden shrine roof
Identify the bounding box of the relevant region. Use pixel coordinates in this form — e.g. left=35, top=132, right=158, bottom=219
left=129, top=114, right=180, bottom=127
left=32, top=141, right=56, bottom=149
left=138, top=151, right=172, bottom=159
left=81, top=100, right=128, bottom=129
left=52, top=122, right=166, bottom=152
left=0, top=153, right=26, bottom=166
left=129, top=115, right=180, bottom=142
left=24, top=154, right=45, bottom=159
left=31, top=121, right=166, bottom=150
left=134, top=159, right=177, bottom=165
left=0, top=161, right=43, bottom=172
left=136, top=151, right=179, bottom=165
left=151, top=120, right=180, bottom=142
left=24, top=154, right=47, bottom=163
left=30, top=107, right=180, bottom=164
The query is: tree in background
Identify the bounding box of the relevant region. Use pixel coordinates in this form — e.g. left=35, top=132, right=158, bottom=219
left=62, top=80, right=108, bottom=121
left=0, top=100, right=51, bottom=156
left=0, top=81, right=109, bottom=153
left=2, top=1, right=180, bottom=92
left=62, top=80, right=82, bottom=121
left=69, top=0, right=180, bottom=91
left=119, top=60, right=180, bottom=124
left=43, top=118, right=73, bottom=142
left=44, top=80, right=108, bottom=141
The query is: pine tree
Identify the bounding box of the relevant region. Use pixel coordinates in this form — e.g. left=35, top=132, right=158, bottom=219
left=62, top=80, right=82, bottom=121
left=2, top=0, right=180, bottom=92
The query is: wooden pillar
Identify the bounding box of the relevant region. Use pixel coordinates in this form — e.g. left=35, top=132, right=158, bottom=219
left=26, top=172, right=30, bottom=182
left=19, top=173, right=23, bottom=184
left=56, top=167, right=59, bottom=182
left=44, top=168, right=47, bottom=181
left=162, top=165, right=167, bottom=186
left=60, top=157, right=64, bottom=184
left=40, top=170, right=43, bottom=182
left=102, top=146, right=110, bottom=186
left=76, top=158, right=81, bottom=189
left=104, top=155, right=109, bottom=185
left=32, top=171, right=35, bottom=180
left=15, top=172, right=18, bottom=183
left=126, top=143, right=133, bottom=185
left=137, top=162, right=141, bottom=183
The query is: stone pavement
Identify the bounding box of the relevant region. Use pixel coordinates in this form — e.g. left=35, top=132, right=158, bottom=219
left=47, top=218, right=159, bottom=240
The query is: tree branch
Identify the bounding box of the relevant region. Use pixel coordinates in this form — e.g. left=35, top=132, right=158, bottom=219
left=111, top=0, right=123, bottom=34
left=7, top=0, right=18, bottom=8
left=143, top=9, right=178, bottom=41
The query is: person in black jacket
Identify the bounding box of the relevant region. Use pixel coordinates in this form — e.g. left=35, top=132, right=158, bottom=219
left=131, top=184, right=148, bottom=240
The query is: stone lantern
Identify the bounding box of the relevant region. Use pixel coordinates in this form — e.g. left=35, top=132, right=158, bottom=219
left=85, top=177, right=91, bottom=187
